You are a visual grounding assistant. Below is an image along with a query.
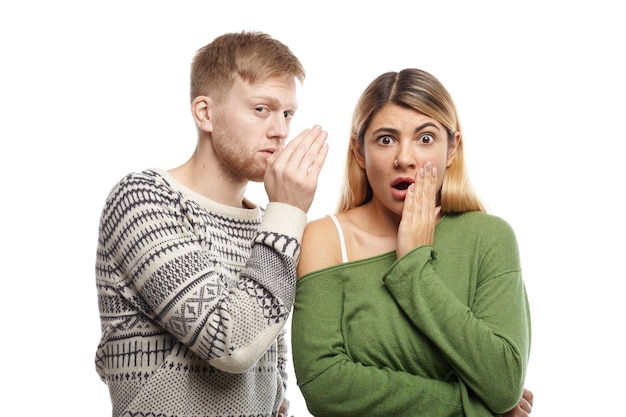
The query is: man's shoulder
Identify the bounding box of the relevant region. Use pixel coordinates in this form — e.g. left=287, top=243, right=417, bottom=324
left=110, top=169, right=169, bottom=193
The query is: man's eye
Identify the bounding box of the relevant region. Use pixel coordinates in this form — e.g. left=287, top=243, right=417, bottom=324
left=255, top=106, right=269, bottom=114
left=283, top=111, right=295, bottom=120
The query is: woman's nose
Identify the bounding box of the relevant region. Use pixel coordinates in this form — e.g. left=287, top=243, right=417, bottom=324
left=394, top=151, right=417, bottom=169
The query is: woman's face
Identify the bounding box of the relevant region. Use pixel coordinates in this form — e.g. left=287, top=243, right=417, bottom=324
left=355, top=103, right=459, bottom=216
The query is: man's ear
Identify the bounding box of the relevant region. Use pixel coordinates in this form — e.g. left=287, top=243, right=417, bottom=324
left=191, top=96, right=213, bottom=132
left=446, top=131, right=461, bottom=167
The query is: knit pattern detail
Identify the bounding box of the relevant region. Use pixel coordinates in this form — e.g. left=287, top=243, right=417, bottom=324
left=95, top=170, right=297, bottom=417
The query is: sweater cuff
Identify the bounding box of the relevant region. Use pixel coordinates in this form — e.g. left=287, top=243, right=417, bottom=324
left=385, top=245, right=436, bottom=284
left=259, top=202, right=307, bottom=240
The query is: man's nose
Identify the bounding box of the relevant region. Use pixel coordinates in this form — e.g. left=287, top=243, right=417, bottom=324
left=268, top=113, right=289, bottom=139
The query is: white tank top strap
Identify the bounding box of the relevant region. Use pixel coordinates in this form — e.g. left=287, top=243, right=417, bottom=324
left=328, top=214, right=349, bottom=263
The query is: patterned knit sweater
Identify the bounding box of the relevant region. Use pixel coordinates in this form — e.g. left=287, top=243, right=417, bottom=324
left=95, top=169, right=305, bottom=417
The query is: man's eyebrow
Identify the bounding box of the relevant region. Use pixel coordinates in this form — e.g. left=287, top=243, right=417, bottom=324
left=250, top=95, right=297, bottom=111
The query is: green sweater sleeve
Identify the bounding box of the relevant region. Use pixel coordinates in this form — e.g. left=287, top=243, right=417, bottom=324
left=384, top=216, right=531, bottom=414
left=292, top=269, right=468, bottom=417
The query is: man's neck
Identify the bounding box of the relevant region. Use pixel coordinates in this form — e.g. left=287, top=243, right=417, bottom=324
left=168, top=154, right=248, bottom=208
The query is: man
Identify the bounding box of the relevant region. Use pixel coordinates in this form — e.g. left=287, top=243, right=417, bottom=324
left=95, top=31, right=328, bottom=417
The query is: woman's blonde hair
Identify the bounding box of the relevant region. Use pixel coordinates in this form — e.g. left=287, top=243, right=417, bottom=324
left=338, top=68, right=485, bottom=214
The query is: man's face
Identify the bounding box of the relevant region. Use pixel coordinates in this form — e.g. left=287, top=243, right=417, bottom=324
left=210, top=74, right=298, bottom=183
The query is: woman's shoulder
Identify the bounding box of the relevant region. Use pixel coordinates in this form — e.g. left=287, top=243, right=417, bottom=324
left=446, top=211, right=518, bottom=246
left=450, top=211, right=514, bottom=231
left=297, top=215, right=343, bottom=278
left=306, top=213, right=336, bottom=229
left=302, top=215, right=340, bottom=242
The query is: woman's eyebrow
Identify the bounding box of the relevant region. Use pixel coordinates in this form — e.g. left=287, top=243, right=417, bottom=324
left=371, top=122, right=440, bottom=136
left=413, top=122, right=439, bottom=133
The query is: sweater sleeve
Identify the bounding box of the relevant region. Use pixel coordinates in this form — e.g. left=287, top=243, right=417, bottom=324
left=210, top=202, right=305, bottom=372
left=383, top=220, right=531, bottom=414
left=96, top=172, right=305, bottom=374
left=292, top=271, right=470, bottom=417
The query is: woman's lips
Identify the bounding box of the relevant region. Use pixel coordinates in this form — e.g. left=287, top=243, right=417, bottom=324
left=391, top=177, right=414, bottom=200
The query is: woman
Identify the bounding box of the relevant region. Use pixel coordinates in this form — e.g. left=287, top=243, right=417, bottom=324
left=292, top=69, right=532, bottom=416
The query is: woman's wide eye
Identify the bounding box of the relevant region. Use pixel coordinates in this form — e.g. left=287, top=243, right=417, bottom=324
left=378, top=135, right=394, bottom=145
left=419, top=133, right=434, bottom=144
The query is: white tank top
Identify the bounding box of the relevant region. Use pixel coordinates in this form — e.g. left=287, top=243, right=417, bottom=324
left=328, top=214, right=348, bottom=263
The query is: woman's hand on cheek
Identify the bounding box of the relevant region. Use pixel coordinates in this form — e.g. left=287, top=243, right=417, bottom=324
left=397, top=161, right=440, bottom=258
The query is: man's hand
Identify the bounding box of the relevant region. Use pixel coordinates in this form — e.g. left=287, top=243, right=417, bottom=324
left=264, top=125, right=328, bottom=213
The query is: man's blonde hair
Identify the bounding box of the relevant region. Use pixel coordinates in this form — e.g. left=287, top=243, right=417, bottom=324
left=190, top=31, right=305, bottom=102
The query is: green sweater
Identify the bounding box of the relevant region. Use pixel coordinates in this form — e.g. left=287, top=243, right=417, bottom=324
left=292, top=212, right=531, bottom=417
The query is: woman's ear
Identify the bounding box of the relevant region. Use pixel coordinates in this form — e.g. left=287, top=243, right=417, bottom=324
left=446, top=131, right=461, bottom=167
left=352, top=138, right=366, bottom=169
left=191, top=96, right=213, bottom=132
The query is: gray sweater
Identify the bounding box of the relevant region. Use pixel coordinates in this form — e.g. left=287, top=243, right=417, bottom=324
left=95, top=169, right=304, bottom=417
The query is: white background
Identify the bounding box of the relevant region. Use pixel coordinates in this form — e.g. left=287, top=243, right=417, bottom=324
left=1, top=1, right=624, bottom=416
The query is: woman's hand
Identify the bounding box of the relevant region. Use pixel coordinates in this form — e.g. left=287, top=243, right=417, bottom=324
left=502, top=388, right=534, bottom=416
left=397, top=161, right=440, bottom=258
left=278, top=397, right=294, bottom=417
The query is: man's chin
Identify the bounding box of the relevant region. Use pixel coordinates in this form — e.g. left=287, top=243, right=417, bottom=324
left=248, top=169, right=265, bottom=183
left=233, top=161, right=264, bottom=183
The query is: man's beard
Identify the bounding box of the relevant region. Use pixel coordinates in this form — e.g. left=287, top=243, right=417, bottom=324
left=214, top=136, right=265, bottom=183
